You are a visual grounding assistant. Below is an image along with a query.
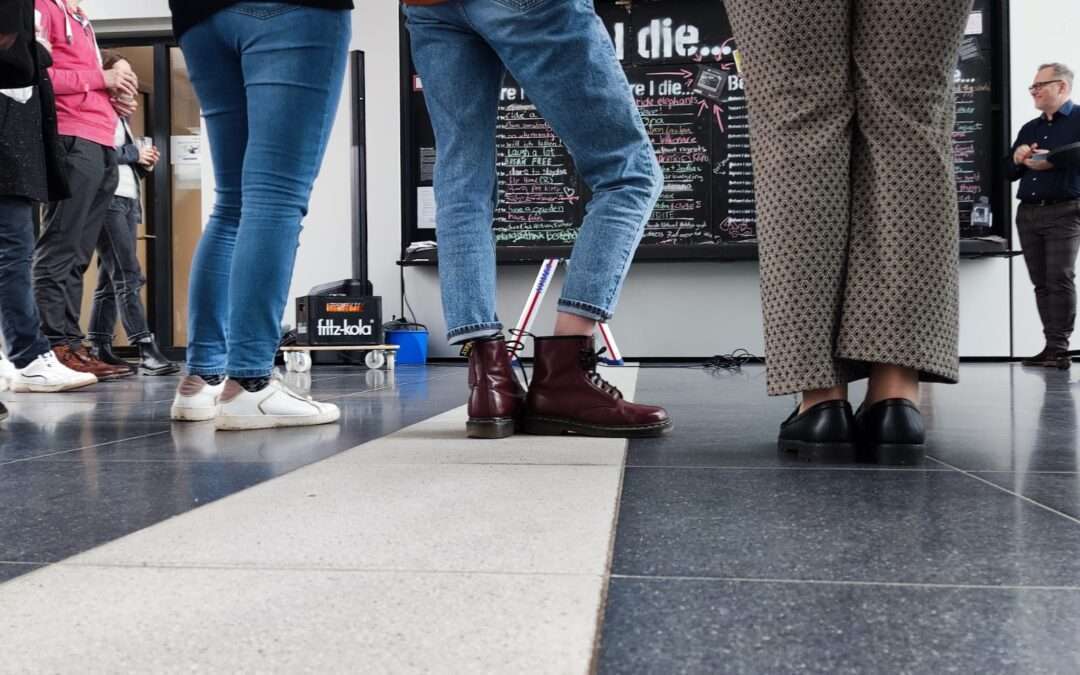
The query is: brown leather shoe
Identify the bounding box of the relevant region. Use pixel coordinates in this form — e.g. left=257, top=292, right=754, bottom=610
left=522, top=335, right=672, bottom=438
left=53, top=345, right=133, bottom=381
left=464, top=336, right=526, bottom=439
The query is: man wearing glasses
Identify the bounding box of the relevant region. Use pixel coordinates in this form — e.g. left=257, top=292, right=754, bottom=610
left=1010, top=63, right=1080, bottom=369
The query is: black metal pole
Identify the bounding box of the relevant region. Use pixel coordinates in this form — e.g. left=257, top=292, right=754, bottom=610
left=350, top=50, right=373, bottom=295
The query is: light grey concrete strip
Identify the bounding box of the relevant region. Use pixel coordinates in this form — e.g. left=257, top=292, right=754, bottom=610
left=0, top=366, right=641, bottom=673
left=74, top=462, right=624, bottom=574
left=1, top=566, right=603, bottom=674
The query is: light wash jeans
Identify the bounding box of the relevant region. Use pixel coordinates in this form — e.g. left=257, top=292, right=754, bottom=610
left=403, top=0, right=663, bottom=344
left=179, top=3, right=350, bottom=377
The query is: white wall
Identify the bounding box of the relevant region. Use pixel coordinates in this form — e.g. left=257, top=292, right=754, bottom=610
left=1008, top=1, right=1080, bottom=356
left=97, top=2, right=1075, bottom=361
left=83, top=0, right=170, bottom=21
left=84, top=0, right=171, bottom=35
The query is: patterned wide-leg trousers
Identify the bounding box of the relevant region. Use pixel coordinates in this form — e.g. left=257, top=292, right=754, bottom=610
left=724, top=0, right=972, bottom=396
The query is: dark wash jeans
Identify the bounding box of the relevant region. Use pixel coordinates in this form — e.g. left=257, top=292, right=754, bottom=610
left=0, top=196, right=51, bottom=368
left=87, top=195, right=151, bottom=344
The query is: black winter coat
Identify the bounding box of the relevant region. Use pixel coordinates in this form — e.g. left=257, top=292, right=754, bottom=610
left=0, top=0, right=71, bottom=203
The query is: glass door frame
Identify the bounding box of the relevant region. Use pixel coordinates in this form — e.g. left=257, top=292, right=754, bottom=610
left=97, top=37, right=179, bottom=352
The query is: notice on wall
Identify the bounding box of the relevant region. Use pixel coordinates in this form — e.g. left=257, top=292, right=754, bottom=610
left=170, top=135, right=200, bottom=165
left=417, top=186, right=437, bottom=230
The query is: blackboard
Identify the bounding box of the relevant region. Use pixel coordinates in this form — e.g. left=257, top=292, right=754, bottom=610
left=402, top=0, right=1007, bottom=261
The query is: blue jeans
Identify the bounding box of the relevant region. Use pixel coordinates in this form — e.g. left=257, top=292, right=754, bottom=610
left=403, top=0, right=663, bottom=344
left=179, top=3, right=350, bottom=377
left=88, top=196, right=151, bottom=344
left=0, top=196, right=51, bottom=368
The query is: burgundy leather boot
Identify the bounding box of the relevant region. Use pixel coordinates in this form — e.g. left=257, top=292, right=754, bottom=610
left=464, top=336, right=526, bottom=439
left=523, top=335, right=672, bottom=438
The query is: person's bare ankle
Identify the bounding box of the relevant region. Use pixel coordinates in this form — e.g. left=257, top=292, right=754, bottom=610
left=799, top=385, right=847, bottom=414
left=553, top=311, right=598, bottom=338
left=866, top=364, right=919, bottom=408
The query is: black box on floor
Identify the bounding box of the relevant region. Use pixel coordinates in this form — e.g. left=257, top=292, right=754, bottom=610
left=295, top=294, right=383, bottom=346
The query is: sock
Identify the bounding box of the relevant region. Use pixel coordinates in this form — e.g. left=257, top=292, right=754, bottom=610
left=202, top=374, right=225, bottom=386
left=235, top=376, right=271, bottom=393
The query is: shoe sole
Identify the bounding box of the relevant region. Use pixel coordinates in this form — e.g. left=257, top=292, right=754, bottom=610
left=867, top=443, right=926, bottom=466
left=170, top=406, right=219, bottom=422
left=521, top=415, right=672, bottom=438
left=466, top=417, right=518, bottom=440
left=215, top=409, right=340, bottom=431
left=141, top=365, right=181, bottom=376
left=777, top=439, right=857, bottom=464
left=95, top=371, right=135, bottom=381
left=11, top=378, right=98, bottom=393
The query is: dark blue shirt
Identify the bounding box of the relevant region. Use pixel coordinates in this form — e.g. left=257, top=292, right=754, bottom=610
left=1009, top=99, right=1080, bottom=203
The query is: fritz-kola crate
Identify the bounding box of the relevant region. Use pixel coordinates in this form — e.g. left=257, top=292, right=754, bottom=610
left=295, top=295, right=383, bottom=346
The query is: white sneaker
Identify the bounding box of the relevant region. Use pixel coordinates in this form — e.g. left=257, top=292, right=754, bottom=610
left=0, top=355, right=15, bottom=391
left=11, top=351, right=98, bottom=392
left=215, top=376, right=340, bottom=431
left=171, top=375, right=227, bottom=422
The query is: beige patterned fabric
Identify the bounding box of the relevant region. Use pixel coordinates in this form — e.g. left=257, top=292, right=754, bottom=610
left=723, top=0, right=971, bottom=396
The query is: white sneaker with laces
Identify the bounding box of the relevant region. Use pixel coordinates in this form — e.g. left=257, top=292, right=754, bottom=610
left=171, top=375, right=227, bottom=422
left=11, top=351, right=98, bottom=392
left=216, top=376, right=340, bottom=430
left=0, top=355, right=15, bottom=391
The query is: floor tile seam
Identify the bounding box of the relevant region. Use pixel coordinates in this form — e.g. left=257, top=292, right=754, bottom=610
left=0, top=430, right=172, bottom=467
left=0, top=559, right=608, bottom=579
left=609, top=573, right=1080, bottom=592
left=927, top=456, right=1080, bottom=528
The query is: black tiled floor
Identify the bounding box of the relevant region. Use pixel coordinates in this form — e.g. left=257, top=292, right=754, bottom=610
left=601, top=364, right=1080, bottom=672
left=612, top=467, right=1080, bottom=585
left=0, top=365, right=466, bottom=578
left=975, top=470, right=1080, bottom=521
left=0, top=563, right=42, bottom=584
left=600, top=578, right=1080, bottom=674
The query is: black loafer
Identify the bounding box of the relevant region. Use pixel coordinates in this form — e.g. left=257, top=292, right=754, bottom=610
left=778, top=400, right=857, bottom=463
left=1022, top=350, right=1071, bottom=369
left=855, top=398, right=925, bottom=466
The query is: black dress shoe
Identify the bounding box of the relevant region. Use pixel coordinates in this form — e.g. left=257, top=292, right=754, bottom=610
left=855, top=398, right=925, bottom=466
left=89, top=340, right=135, bottom=372
left=778, top=400, right=856, bottom=463
left=1022, top=349, right=1071, bottom=368
left=137, top=335, right=180, bottom=376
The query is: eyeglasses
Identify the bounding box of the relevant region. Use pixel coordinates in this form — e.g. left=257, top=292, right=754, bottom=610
left=1029, top=80, right=1063, bottom=93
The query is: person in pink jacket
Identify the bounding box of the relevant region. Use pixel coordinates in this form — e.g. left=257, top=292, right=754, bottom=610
left=30, top=0, right=137, bottom=381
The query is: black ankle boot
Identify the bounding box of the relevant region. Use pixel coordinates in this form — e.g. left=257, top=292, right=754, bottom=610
left=137, top=335, right=180, bottom=376
left=778, top=400, right=857, bottom=463
left=855, top=399, right=925, bottom=466
left=89, top=340, right=134, bottom=371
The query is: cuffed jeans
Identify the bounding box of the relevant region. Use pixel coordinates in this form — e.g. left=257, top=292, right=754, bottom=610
left=179, top=3, right=350, bottom=378
left=403, top=0, right=663, bottom=344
